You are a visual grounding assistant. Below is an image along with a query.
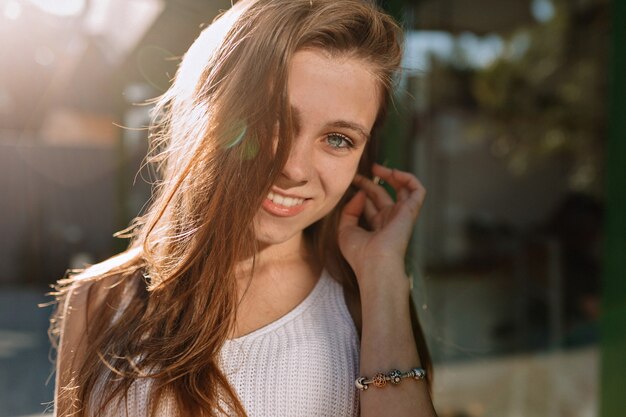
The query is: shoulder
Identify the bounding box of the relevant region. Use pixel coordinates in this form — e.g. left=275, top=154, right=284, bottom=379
left=53, top=248, right=144, bottom=410
left=56, top=247, right=144, bottom=340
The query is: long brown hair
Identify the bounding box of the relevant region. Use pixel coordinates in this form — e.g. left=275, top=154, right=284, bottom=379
left=50, top=1, right=432, bottom=415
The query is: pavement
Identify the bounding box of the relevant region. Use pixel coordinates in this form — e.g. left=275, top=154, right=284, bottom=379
left=433, top=346, right=598, bottom=417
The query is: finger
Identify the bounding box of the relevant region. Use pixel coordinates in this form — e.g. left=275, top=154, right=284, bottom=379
left=372, top=164, right=421, bottom=187
left=400, top=185, right=427, bottom=221
left=340, top=190, right=366, bottom=228
left=363, top=197, right=378, bottom=225
left=406, top=187, right=427, bottom=218
left=393, top=181, right=410, bottom=202
left=372, top=166, right=411, bottom=201
left=372, top=164, right=424, bottom=201
left=372, top=165, right=427, bottom=221
left=353, top=174, right=394, bottom=210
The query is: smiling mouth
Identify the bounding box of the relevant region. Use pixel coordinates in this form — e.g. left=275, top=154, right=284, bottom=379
left=262, top=191, right=309, bottom=217
left=266, top=191, right=306, bottom=208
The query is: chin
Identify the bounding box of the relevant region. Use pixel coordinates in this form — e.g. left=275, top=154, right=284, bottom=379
left=254, top=227, right=301, bottom=247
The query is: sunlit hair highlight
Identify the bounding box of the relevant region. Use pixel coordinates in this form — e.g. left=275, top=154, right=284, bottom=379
left=49, top=1, right=432, bottom=416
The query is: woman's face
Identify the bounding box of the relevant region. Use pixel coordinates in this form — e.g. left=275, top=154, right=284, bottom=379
left=253, top=48, right=381, bottom=247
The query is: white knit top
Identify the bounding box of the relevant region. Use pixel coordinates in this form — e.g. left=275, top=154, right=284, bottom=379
left=94, top=270, right=361, bottom=416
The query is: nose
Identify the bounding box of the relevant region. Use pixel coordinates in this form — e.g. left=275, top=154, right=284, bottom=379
left=279, top=136, right=312, bottom=186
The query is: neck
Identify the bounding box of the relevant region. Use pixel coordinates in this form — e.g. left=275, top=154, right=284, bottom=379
left=236, top=232, right=314, bottom=277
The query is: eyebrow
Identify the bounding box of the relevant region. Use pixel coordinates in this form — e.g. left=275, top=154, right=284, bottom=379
left=290, top=105, right=371, bottom=142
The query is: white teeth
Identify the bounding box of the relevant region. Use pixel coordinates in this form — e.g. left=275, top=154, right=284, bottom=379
left=267, top=192, right=305, bottom=207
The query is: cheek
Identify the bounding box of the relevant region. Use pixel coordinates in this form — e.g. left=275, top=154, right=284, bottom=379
left=322, top=160, right=361, bottom=201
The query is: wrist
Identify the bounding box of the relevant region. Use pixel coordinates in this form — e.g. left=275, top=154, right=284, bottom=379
left=357, top=268, right=411, bottom=306
left=359, top=277, right=412, bottom=341
left=353, top=254, right=405, bottom=279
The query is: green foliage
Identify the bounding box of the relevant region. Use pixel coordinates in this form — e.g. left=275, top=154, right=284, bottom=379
left=468, top=0, right=608, bottom=195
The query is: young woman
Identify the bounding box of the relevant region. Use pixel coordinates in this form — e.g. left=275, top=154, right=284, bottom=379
left=50, top=0, right=437, bottom=416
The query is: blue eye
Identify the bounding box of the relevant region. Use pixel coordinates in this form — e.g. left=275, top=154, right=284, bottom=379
left=326, top=133, right=354, bottom=149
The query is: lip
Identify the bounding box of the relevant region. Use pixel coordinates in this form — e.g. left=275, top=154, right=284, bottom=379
left=270, top=188, right=309, bottom=200
left=262, top=197, right=309, bottom=217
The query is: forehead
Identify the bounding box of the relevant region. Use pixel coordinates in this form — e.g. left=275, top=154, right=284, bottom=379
left=286, top=49, right=381, bottom=131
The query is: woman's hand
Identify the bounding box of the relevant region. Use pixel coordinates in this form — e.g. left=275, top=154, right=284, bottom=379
left=338, top=163, right=426, bottom=289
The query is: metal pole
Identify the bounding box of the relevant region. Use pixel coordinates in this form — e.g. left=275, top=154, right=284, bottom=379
left=600, top=1, right=626, bottom=415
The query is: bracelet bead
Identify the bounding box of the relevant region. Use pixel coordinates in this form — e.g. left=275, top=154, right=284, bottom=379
left=412, top=367, right=426, bottom=380
left=372, top=372, right=387, bottom=388
left=389, top=369, right=402, bottom=384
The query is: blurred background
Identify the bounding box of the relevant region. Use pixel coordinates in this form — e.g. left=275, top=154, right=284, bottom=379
left=0, top=0, right=622, bottom=416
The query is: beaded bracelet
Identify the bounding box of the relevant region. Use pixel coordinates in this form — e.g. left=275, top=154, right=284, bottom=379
left=355, top=367, right=426, bottom=391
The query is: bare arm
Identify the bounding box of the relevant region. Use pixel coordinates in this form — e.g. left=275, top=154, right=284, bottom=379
left=357, top=264, right=436, bottom=416
left=338, top=163, right=437, bottom=416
